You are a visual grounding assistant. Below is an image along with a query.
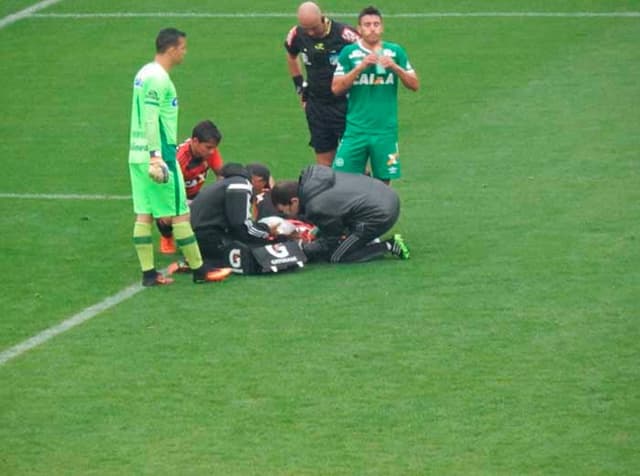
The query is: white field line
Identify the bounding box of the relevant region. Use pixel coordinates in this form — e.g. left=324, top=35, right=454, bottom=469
left=0, top=190, right=155, bottom=366
left=0, top=193, right=130, bottom=200
left=0, top=284, right=144, bottom=366
left=30, top=11, right=640, bottom=19
left=0, top=0, right=63, bottom=29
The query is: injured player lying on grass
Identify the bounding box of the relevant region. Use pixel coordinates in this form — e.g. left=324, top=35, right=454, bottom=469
left=167, top=216, right=316, bottom=276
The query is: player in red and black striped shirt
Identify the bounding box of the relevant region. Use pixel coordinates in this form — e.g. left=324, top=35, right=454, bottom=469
left=158, top=120, right=224, bottom=253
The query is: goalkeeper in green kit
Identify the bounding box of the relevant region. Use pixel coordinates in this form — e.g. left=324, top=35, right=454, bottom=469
left=331, top=6, right=419, bottom=184
left=128, top=28, right=230, bottom=286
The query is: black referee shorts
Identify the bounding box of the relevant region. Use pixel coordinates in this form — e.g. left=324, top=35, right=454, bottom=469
left=304, top=98, right=347, bottom=154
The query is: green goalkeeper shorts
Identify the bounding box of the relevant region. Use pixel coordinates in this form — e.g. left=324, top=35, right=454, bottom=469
left=129, top=160, right=189, bottom=218
left=333, top=133, right=401, bottom=180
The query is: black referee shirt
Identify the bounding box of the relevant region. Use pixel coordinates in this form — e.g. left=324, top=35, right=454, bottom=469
left=284, top=17, right=358, bottom=102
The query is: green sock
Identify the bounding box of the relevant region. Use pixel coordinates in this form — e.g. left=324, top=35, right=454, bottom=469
left=172, top=221, right=203, bottom=270
left=133, top=221, right=154, bottom=272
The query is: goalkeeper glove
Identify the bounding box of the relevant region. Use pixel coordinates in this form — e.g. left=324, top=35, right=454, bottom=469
left=148, top=155, right=169, bottom=184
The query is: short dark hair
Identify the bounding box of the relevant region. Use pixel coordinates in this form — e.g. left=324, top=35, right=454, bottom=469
left=271, top=181, right=299, bottom=206
left=358, top=6, right=382, bottom=23
left=156, top=28, right=186, bottom=53
left=246, top=163, right=271, bottom=184
left=192, top=120, right=222, bottom=144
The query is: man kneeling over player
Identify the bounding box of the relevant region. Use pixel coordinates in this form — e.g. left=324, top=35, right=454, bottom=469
left=187, top=163, right=278, bottom=266
left=271, top=164, right=410, bottom=263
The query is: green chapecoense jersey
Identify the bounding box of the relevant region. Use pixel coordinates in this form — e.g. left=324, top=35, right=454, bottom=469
left=128, top=62, right=179, bottom=164
left=334, top=41, right=414, bottom=135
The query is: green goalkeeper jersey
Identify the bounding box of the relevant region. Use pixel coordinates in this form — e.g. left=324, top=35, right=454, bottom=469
left=128, top=62, right=179, bottom=164
left=334, top=40, right=414, bottom=135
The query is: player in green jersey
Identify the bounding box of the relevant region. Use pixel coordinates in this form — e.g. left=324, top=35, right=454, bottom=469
left=331, top=6, right=419, bottom=183
left=128, top=28, right=229, bottom=286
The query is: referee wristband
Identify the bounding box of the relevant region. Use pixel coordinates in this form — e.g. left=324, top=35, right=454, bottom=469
left=149, top=150, right=161, bottom=158
left=292, top=75, right=305, bottom=95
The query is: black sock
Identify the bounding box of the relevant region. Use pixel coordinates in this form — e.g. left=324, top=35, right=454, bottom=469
left=156, top=220, right=173, bottom=238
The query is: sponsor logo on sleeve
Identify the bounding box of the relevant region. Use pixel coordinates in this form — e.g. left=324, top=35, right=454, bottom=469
left=286, top=26, right=298, bottom=46
left=341, top=28, right=359, bottom=43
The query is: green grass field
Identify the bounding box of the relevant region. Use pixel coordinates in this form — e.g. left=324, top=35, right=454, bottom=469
left=1, top=1, right=639, bottom=474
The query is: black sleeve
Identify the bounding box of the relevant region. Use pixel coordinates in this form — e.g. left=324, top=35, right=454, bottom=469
left=284, top=25, right=300, bottom=56
left=225, top=181, right=271, bottom=243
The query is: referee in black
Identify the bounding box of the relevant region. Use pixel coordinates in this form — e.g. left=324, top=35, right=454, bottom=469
left=284, top=2, right=358, bottom=166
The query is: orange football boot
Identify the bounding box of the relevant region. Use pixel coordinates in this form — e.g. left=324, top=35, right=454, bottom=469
left=159, top=235, right=177, bottom=254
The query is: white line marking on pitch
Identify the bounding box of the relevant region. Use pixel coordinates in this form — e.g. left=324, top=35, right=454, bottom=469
left=0, top=193, right=131, bottom=200
left=30, top=11, right=640, bottom=19
left=0, top=0, right=63, bottom=29
left=0, top=284, right=144, bottom=366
